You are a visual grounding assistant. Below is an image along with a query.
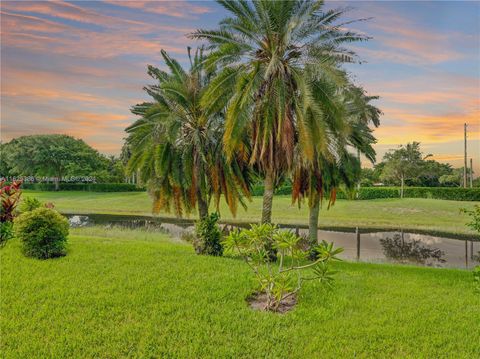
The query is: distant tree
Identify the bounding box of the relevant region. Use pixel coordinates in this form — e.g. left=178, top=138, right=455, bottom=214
left=0, top=143, right=13, bottom=178
left=381, top=142, right=424, bottom=197
left=416, top=160, right=452, bottom=187
left=91, top=156, right=126, bottom=183
left=439, top=167, right=474, bottom=187
left=3, top=135, right=107, bottom=190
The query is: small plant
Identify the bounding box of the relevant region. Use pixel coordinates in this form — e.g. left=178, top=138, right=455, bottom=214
left=14, top=207, right=69, bottom=259
left=223, top=224, right=343, bottom=312
left=193, top=213, right=223, bottom=256
left=461, top=205, right=480, bottom=236
left=473, top=266, right=480, bottom=293
left=20, top=196, right=42, bottom=213
left=0, top=180, right=22, bottom=246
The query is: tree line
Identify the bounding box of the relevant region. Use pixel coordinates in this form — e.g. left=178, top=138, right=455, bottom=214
left=0, top=134, right=127, bottom=190
left=361, top=142, right=477, bottom=193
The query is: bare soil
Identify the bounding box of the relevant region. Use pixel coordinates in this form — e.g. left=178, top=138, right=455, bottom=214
left=247, top=292, right=297, bottom=313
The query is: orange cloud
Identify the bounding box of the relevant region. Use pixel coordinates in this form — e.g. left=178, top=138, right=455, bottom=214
left=374, top=108, right=479, bottom=145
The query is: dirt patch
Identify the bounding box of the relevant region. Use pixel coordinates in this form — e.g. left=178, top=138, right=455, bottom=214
left=247, top=292, right=297, bottom=313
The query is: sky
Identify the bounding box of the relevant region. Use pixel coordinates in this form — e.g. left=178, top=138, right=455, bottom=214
left=1, top=0, right=479, bottom=172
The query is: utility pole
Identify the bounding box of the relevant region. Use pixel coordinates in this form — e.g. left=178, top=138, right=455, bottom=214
left=463, top=123, right=467, bottom=188
left=470, top=158, right=474, bottom=188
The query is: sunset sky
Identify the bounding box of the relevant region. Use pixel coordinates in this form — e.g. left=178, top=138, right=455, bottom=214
left=1, top=0, right=479, bottom=171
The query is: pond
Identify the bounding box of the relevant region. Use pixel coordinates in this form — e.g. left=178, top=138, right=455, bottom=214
left=66, top=213, right=479, bottom=270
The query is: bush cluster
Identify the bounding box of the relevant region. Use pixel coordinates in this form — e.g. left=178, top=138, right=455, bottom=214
left=193, top=213, right=223, bottom=256
left=22, top=183, right=144, bottom=192
left=14, top=207, right=69, bottom=259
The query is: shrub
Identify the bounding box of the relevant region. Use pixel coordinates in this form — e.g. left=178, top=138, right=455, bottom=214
left=0, top=222, right=14, bottom=247
left=461, top=205, right=480, bottom=234
left=19, top=196, right=42, bottom=213
left=251, top=185, right=479, bottom=201
left=193, top=213, right=223, bottom=256
left=21, top=183, right=144, bottom=192
left=0, top=180, right=22, bottom=246
left=15, top=207, right=69, bottom=259
left=223, top=224, right=343, bottom=312
left=474, top=267, right=480, bottom=293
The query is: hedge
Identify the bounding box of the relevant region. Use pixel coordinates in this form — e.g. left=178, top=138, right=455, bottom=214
left=252, top=184, right=479, bottom=201
left=21, top=183, right=144, bottom=192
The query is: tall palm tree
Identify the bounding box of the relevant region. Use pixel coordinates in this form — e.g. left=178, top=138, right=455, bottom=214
left=126, top=48, right=251, bottom=219
left=191, top=0, right=370, bottom=223
left=292, top=79, right=381, bottom=247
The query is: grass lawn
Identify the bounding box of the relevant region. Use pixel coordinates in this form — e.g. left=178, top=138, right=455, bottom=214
left=24, top=190, right=479, bottom=237
left=1, top=227, right=479, bottom=358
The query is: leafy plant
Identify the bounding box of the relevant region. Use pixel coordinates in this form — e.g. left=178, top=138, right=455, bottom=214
left=14, top=207, right=69, bottom=259
left=20, top=196, right=42, bottom=213
left=0, top=180, right=22, bottom=246
left=461, top=205, right=480, bottom=234
left=193, top=213, right=223, bottom=256
left=473, top=266, right=480, bottom=293
left=223, top=224, right=343, bottom=312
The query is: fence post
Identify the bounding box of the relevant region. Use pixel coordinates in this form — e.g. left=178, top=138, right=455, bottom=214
left=465, top=240, right=468, bottom=269
left=356, top=227, right=360, bottom=261
left=471, top=241, right=474, bottom=260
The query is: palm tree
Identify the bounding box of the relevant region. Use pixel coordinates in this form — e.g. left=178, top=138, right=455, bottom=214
left=126, top=48, right=251, bottom=219
left=191, top=0, right=370, bottom=223
left=292, top=79, right=381, bottom=247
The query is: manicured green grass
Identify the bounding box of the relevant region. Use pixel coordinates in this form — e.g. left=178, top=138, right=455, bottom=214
left=1, top=227, right=479, bottom=358
left=24, top=190, right=478, bottom=236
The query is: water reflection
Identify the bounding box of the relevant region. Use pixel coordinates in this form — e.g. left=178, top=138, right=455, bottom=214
left=379, top=234, right=445, bottom=265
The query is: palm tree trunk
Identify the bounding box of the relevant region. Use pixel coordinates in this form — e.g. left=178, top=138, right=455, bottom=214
left=195, top=161, right=208, bottom=220
left=197, top=194, right=208, bottom=220
left=261, top=170, right=274, bottom=224
left=308, top=197, right=320, bottom=248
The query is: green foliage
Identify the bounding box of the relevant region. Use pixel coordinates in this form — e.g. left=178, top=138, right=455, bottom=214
left=193, top=213, right=223, bottom=256
left=21, top=183, right=143, bottom=192
left=14, top=207, right=69, bottom=259
left=1, top=135, right=126, bottom=185
left=251, top=185, right=480, bottom=201
left=0, top=222, right=13, bottom=247
left=126, top=48, right=251, bottom=218
left=473, top=266, right=480, bottom=293
left=0, top=180, right=22, bottom=246
left=381, top=142, right=424, bottom=191
left=19, top=196, right=42, bottom=212
left=223, top=224, right=343, bottom=311
left=348, top=186, right=480, bottom=201
left=461, top=205, right=480, bottom=234
left=402, top=187, right=480, bottom=201
left=192, top=1, right=374, bottom=224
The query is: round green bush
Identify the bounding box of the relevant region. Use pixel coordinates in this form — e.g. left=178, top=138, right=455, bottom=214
left=14, top=207, right=69, bottom=259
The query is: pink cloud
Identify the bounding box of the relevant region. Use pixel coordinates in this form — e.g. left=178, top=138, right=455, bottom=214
left=103, top=0, right=213, bottom=19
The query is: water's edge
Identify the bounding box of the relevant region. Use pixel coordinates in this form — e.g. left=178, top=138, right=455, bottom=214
left=62, top=212, right=478, bottom=241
